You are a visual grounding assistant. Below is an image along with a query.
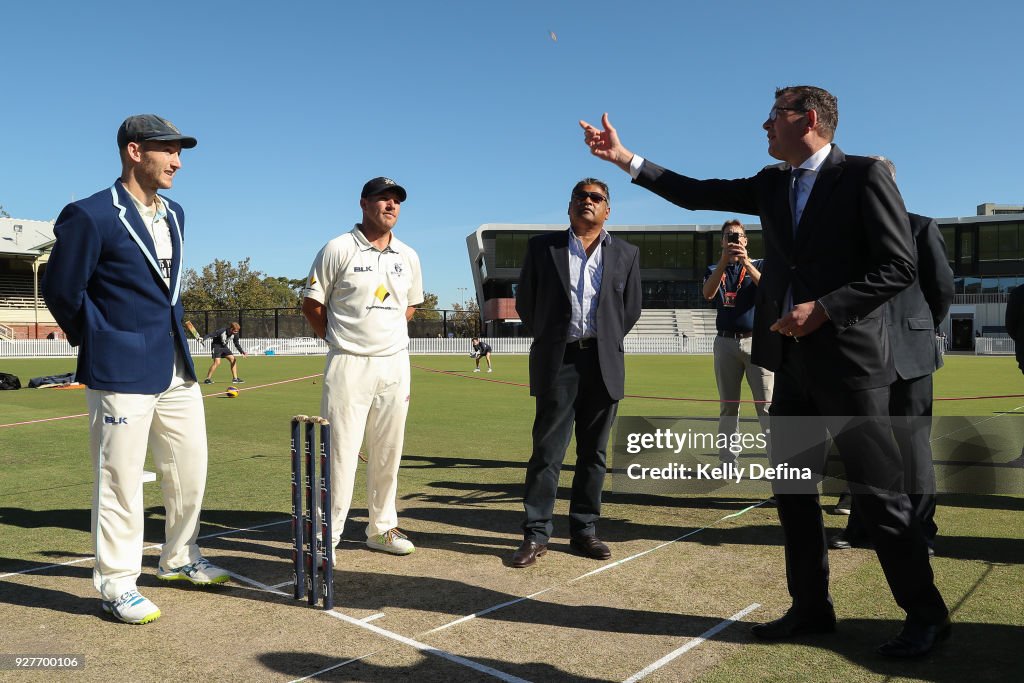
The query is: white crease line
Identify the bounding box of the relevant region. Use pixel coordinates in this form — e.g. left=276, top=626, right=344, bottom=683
left=269, top=580, right=294, bottom=590
left=622, top=602, right=761, bottom=683
left=425, top=502, right=768, bottom=635
left=225, top=567, right=531, bottom=683
left=268, top=501, right=772, bottom=679
left=0, top=519, right=287, bottom=579
left=423, top=586, right=559, bottom=635
left=225, top=570, right=288, bottom=595
left=325, top=609, right=533, bottom=683
left=571, top=502, right=765, bottom=584
left=288, top=650, right=384, bottom=683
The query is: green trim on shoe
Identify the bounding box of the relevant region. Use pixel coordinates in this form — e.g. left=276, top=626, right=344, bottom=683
left=157, top=558, right=230, bottom=585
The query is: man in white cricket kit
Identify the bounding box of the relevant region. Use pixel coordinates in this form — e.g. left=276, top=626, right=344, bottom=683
left=302, top=177, right=424, bottom=556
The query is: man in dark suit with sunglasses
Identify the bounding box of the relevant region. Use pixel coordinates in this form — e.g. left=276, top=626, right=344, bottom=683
left=579, top=85, right=949, bottom=658
left=511, top=178, right=641, bottom=568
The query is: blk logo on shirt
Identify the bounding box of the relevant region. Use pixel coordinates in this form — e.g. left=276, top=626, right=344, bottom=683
left=104, top=415, right=128, bottom=425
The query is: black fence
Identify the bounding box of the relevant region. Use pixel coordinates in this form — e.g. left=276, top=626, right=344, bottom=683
left=184, top=307, right=481, bottom=339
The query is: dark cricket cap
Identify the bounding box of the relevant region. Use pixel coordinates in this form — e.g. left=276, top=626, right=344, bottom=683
left=360, top=177, right=407, bottom=202
left=117, top=114, right=197, bottom=149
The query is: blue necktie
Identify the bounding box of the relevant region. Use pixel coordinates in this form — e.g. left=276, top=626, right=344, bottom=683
left=790, top=168, right=807, bottom=235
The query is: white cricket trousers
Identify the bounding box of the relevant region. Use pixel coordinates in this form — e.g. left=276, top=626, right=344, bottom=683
left=322, top=349, right=410, bottom=546
left=86, top=355, right=208, bottom=600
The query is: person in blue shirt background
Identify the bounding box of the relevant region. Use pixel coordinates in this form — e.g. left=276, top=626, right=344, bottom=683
left=701, top=220, right=774, bottom=463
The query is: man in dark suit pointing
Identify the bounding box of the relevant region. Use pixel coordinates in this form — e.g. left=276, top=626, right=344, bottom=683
left=580, top=86, right=949, bottom=657
left=511, top=178, right=642, bottom=568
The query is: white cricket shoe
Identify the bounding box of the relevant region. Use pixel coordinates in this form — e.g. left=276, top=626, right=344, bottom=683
left=157, top=557, right=230, bottom=585
left=102, top=589, right=161, bottom=625
left=473, top=368, right=481, bottom=373
left=487, top=368, right=492, bottom=373
left=367, top=528, right=415, bottom=555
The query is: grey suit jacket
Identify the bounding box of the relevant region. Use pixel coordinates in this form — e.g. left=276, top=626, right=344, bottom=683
left=886, top=213, right=954, bottom=380
left=515, top=229, right=642, bottom=399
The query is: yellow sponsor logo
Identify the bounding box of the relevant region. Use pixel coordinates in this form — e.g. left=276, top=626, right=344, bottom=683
left=374, top=284, right=391, bottom=302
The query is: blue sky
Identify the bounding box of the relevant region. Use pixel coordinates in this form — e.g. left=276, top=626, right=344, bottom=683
left=2, top=1, right=1021, bottom=308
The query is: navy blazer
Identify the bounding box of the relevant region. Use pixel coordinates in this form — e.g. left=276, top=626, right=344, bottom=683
left=886, top=213, right=954, bottom=380
left=634, top=145, right=916, bottom=390
left=42, top=181, right=196, bottom=393
left=515, top=230, right=642, bottom=400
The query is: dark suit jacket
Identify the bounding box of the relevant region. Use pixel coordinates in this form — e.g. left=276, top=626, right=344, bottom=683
left=634, top=145, right=916, bottom=390
left=1006, top=284, right=1024, bottom=372
left=42, top=181, right=196, bottom=393
left=515, top=229, right=641, bottom=399
left=887, top=213, right=954, bottom=380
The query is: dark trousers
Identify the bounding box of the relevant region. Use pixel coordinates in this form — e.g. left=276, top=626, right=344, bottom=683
left=522, top=345, right=617, bottom=544
left=769, top=340, right=947, bottom=623
left=847, top=374, right=938, bottom=547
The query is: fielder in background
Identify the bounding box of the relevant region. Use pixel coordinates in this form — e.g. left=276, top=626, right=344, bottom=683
left=471, top=337, right=493, bottom=372
left=202, top=322, right=247, bottom=384
left=702, top=219, right=774, bottom=464
left=302, top=177, right=424, bottom=557
left=42, top=114, right=229, bottom=626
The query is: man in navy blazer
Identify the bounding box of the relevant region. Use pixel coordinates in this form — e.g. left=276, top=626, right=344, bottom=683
left=511, top=178, right=641, bottom=568
left=581, top=86, right=949, bottom=658
left=42, top=115, right=228, bottom=625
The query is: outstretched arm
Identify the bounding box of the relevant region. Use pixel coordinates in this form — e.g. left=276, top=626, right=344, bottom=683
left=579, top=113, right=635, bottom=172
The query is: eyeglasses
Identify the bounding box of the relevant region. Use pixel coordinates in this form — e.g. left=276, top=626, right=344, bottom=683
left=572, top=190, right=607, bottom=203
left=767, top=106, right=807, bottom=121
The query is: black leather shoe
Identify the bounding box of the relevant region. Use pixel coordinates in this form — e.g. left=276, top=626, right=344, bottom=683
left=828, top=531, right=872, bottom=550
left=570, top=535, right=611, bottom=560
left=877, top=617, right=951, bottom=658
left=510, top=540, right=547, bottom=568
left=834, top=492, right=852, bottom=515
left=828, top=532, right=853, bottom=550
left=751, top=607, right=837, bottom=640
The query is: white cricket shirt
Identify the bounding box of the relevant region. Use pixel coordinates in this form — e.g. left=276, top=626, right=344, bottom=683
left=304, top=225, right=424, bottom=356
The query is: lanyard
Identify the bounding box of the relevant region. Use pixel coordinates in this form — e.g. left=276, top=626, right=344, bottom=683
left=720, top=264, right=747, bottom=295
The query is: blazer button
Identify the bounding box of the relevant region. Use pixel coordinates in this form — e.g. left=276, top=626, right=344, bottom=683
left=169, top=330, right=174, bottom=337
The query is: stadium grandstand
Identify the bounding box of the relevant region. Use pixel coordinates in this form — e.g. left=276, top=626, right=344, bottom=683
left=0, top=217, right=57, bottom=340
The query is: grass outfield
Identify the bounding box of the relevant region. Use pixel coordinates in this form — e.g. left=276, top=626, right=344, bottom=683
left=0, top=353, right=1022, bottom=681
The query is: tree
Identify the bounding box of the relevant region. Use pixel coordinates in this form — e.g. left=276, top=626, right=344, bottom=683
left=412, top=291, right=441, bottom=321
left=448, top=298, right=481, bottom=338
left=0, top=204, right=10, bottom=218
left=182, top=257, right=300, bottom=311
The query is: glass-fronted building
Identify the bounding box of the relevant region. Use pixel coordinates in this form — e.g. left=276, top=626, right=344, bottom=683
left=465, top=211, right=1024, bottom=347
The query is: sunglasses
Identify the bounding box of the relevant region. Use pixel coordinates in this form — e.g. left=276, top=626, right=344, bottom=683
left=572, top=190, right=607, bottom=203
left=767, top=106, right=808, bottom=121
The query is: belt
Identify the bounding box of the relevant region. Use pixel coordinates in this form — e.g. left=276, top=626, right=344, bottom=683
left=717, top=330, right=752, bottom=339
left=566, top=338, right=597, bottom=350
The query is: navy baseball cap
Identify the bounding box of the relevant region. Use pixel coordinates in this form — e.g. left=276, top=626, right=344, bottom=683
left=361, top=177, right=407, bottom=202
left=117, top=114, right=197, bottom=149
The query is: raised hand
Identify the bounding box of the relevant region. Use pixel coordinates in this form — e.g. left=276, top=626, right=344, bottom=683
left=579, top=113, right=634, bottom=170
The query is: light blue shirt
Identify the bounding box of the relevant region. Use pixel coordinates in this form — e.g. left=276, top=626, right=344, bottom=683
left=567, top=227, right=608, bottom=341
